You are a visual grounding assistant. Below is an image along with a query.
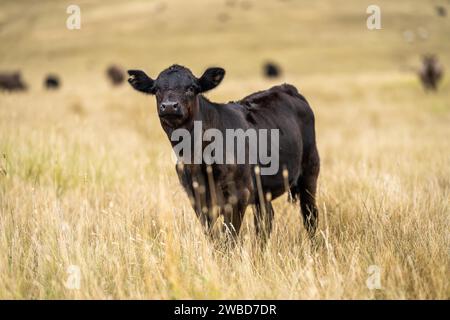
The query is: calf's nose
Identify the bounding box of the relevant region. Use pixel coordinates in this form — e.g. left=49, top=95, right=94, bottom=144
left=160, top=101, right=179, bottom=113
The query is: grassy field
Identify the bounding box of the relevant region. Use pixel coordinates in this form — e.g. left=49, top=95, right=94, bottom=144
left=0, top=0, right=449, bottom=299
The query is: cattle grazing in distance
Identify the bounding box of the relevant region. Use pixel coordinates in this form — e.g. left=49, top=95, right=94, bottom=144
left=44, top=74, right=60, bottom=90
left=0, top=71, right=27, bottom=92
left=419, top=55, right=444, bottom=91
left=128, top=65, right=320, bottom=245
left=106, top=65, right=125, bottom=86
left=435, top=6, right=447, bottom=17
left=263, top=62, right=282, bottom=78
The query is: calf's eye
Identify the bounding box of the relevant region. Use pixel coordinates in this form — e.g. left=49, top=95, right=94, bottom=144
left=186, top=86, right=195, bottom=95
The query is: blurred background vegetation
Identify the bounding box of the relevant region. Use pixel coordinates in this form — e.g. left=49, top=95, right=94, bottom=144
left=1, top=0, right=449, bottom=82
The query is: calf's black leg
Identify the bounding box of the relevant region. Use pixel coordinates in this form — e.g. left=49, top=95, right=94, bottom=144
left=221, top=188, right=250, bottom=245
left=253, top=201, right=274, bottom=247
left=298, top=148, right=320, bottom=237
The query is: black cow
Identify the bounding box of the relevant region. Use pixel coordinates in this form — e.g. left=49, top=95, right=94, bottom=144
left=263, top=62, right=282, bottom=78
left=435, top=6, right=447, bottom=17
left=0, top=71, right=27, bottom=92
left=44, top=74, right=60, bottom=90
left=128, top=65, right=319, bottom=244
left=106, top=65, right=125, bottom=86
left=419, top=55, right=443, bottom=91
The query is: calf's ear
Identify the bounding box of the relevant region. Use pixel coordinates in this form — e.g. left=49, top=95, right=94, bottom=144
left=128, top=70, right=155, bottom=94
left=198, top=67, right=225, bottom=92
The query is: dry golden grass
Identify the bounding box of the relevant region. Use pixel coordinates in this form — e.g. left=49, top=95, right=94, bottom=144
left=0, top=0, right=449, bottom=299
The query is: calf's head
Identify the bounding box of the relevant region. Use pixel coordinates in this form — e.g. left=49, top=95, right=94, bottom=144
left=128, top=65, right=225, bottom=127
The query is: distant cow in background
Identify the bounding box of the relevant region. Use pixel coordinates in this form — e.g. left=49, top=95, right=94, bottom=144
left=0, top=71, right=27, bottom=92
left=435, top=6, right=447, bottom=17
left=419, top=55, right=443, bottom=91
left=106, top=65, right=125, bottom=86
left=263, top=62, right=282, bottom=78
left=44, top=74, right=60, bottom=90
